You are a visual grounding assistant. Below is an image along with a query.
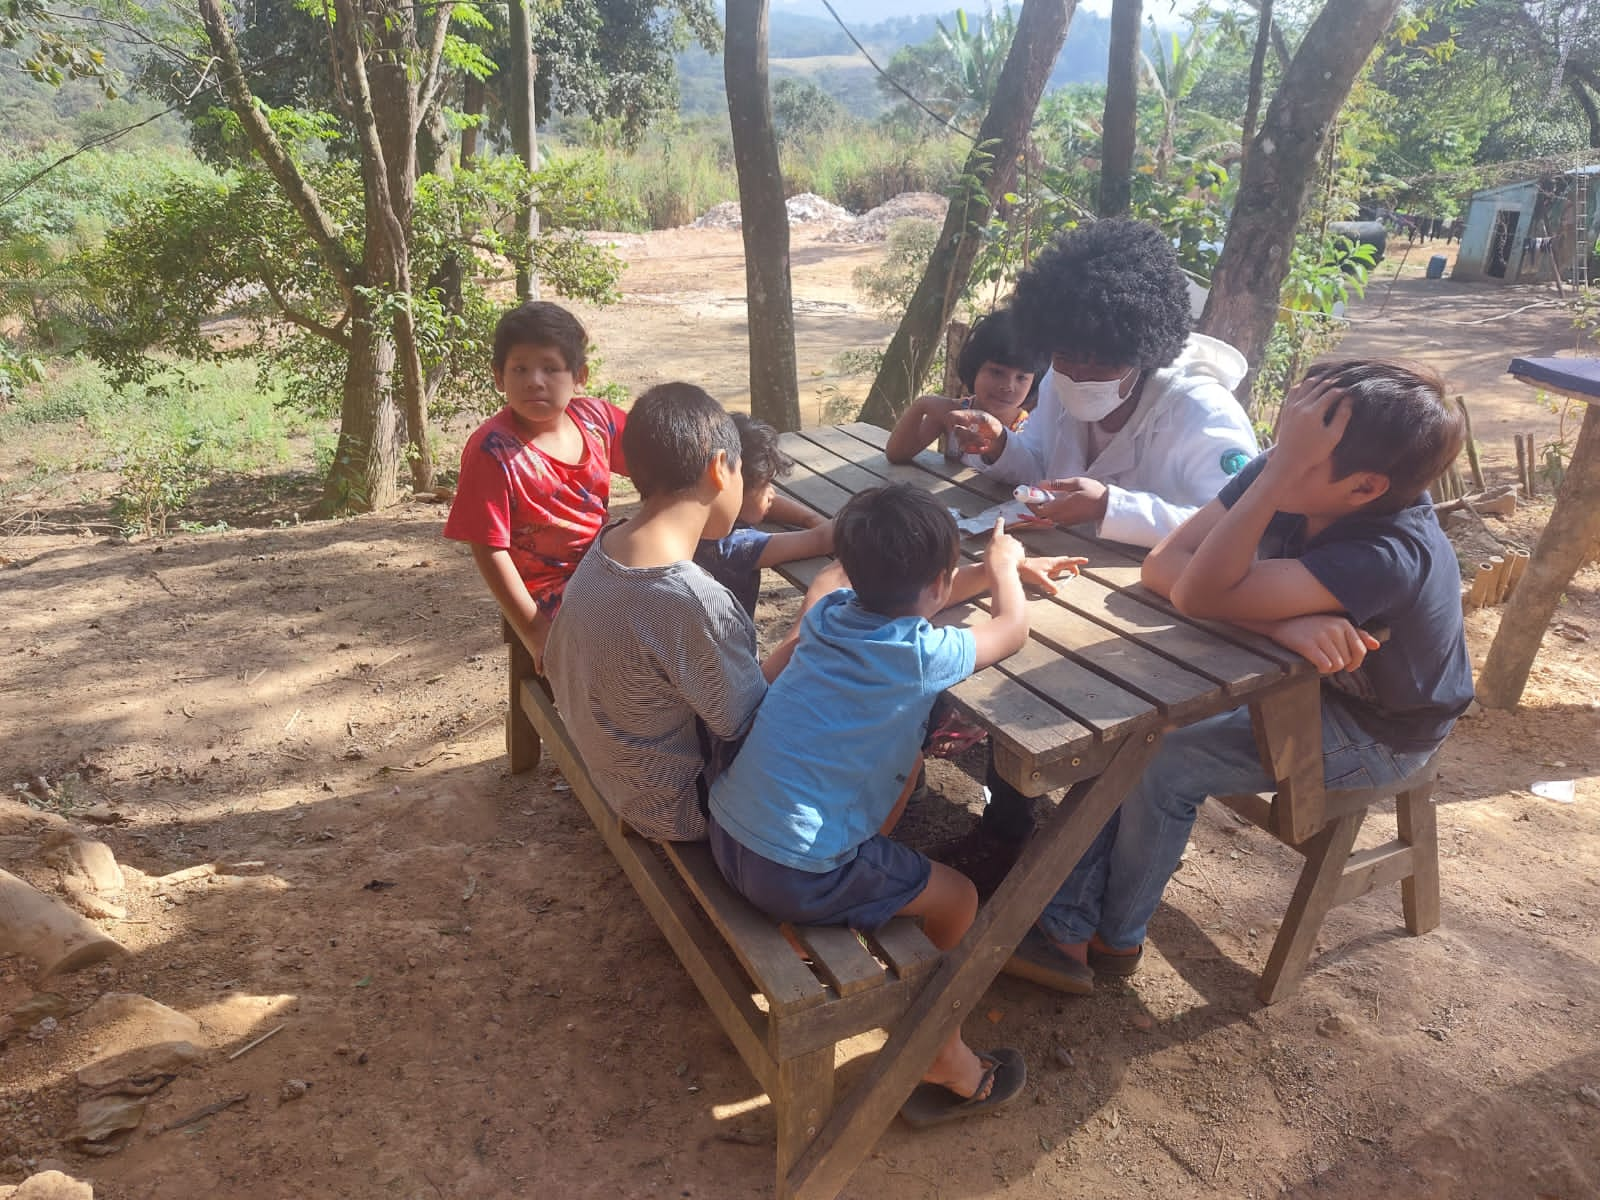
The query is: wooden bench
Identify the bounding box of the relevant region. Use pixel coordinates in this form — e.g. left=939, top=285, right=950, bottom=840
left=1216, top=752, right=1441, bottom=1004
left=503, top=623, right=944, bottom=1198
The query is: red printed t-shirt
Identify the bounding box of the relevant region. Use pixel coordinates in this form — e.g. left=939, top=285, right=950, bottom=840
left=444, top=397, right=628, bottom=614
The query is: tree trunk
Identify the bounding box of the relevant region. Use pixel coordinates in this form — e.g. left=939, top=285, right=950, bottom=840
left=461, top=75, right=486, bottom=167
left=1477, top=404, right=1600, bottom=708
left=859, top=0, right=1076, bottom=429
left=1198, top=0, right=1403, bottom=402
left=1098, top=0, right=1141, bottom=218
left=725, top=0, right=801, bottom=431
left=508, top=0, right=540, bottom=301
left=319, top=295, right=406, bottom=514
left=1240, top=0, right=1273, bottom=170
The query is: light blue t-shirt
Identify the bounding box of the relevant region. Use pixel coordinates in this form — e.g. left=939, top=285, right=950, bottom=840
left=709, top=589, right=978, bottom=873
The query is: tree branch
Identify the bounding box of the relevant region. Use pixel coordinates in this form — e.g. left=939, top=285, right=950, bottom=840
left=195, top=0, right=358, bottom=298
left=261, top=275, right=352, bottom=348
left=419, top=1, right=456, bottom=125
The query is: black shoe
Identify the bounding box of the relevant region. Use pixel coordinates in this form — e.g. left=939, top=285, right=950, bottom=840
left=926, top=821, right=1027, bottom=899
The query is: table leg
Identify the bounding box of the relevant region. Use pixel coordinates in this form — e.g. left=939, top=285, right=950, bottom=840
left=1248, top=676, right=1325, bottom=844
left=503, top=618, right=543, bottom=773
left=783, top=730, right=1162, bottom=1200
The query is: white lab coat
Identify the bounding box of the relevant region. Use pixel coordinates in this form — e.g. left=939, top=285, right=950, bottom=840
left=969, top=333, right=1259, bottom=547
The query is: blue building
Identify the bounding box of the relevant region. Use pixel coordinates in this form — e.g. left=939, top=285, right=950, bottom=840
left=1452, top=166, right=1598, bottom=285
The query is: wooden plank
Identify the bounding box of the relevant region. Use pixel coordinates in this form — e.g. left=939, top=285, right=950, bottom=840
left=767, top=976, right=921, bottom=1062
left=503, top=619, right=541, bottom=773
left=664, top=841, right=830, bottom=1017
left=1334, top=841, right=1415, bottom=906
left=779, top=432, right=889, bottom=498
left=938, top=603, right=1151, bottom=741
left=772, top=465, right=855, bottom=519
left=791, top=925, right=885, bottom=998
left=990, top=592, right=1221, bottom=720
left=785, top=731, right=1164, bottom=1200
left=515, top=678, right=778, bottom=1089
left=1249, top=676, right=1327, bottom=845
left=774, top=1048, right=834, bottom=1200
left=865, top=920, right=940, bottom=983
left=1258, top=811, right=1366, bottom=1005
left=1397, top=779, right=1441, bottom=935
left=1214, top=790, right=1275, bottom=836
left=839, top=422, right=1014, bottom=503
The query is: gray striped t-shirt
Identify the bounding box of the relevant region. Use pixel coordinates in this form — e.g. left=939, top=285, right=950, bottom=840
left=547, top=531, right=768, bottom=841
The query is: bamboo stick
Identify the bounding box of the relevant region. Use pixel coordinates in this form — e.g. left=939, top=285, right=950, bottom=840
left=1456, top=396, right=1484, bottom=491
left=1503, top=549, right=1531, bottom=600
left=1464, top=561, right=1497, bottom=610
left=1515, top=435, right=1528, bottom=498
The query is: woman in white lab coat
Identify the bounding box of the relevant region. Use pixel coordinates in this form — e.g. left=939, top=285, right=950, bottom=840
left=947, top=219, right=1258, bottom=550
left=933, top=218, right=1259, bottom=895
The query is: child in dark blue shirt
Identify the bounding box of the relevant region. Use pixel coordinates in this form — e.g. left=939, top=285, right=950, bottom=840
left=693, top=413, right=832, bottom=614
left=1010, top=360, right=1473, bottom=994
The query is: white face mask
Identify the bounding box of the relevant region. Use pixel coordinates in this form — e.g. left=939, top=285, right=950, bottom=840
left=1054, top=367, right=1139, bottom=423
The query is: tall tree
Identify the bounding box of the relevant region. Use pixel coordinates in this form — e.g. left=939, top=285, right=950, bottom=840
left=507, top=0, right=539, bottom=300
left=859, top=0, right=1077, bottom=429
left=725, top=0, right=800, bottom=432
left=1098, top=0, right=1141, bottom=217
left=1198, top=0, right=1404, bottom=396
left=196, top=0, right=451, bottom=511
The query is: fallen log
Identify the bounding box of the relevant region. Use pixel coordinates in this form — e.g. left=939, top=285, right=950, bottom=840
left=0, top=867, right=128, bottom=977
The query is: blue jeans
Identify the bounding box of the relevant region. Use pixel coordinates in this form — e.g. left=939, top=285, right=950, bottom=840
left=1038, top=698, right=1436, bottom=950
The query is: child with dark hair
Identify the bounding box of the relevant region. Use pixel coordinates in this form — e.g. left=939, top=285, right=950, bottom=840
left=548, top=384, right=810, bottom=842
left=693, top=413, right=834, bottom=616
left=709, top=485, right=1078, bottom=1125
left=885, top=308, right=1049, bottom=465
left=445, top=301, right=625, bottom=673
left=1006, top=361, right=1475, bottom=995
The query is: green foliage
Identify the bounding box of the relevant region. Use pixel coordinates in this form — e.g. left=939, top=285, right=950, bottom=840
left=878, top=3, right=1017, bottom=133
left=771, top=78, right=845, bottom=142
left=0, top=0, right=113, bottom=91
left=852, top=219, right=942, bottom=322
left=109, top=428, right=209, bottom=537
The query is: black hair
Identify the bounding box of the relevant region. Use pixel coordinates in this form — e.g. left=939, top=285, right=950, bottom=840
left=622, top=383, right=742, bottom=499
left=491, top=301, right=588, bottom=375
left=956, top=308, right=1050, bottom=402
left=731, top=412, right=793, bottom=489
left=1010, top=218, right=1191, bottom=370
left=1305, top=360, right=1464, bottom=514
left=834, top=485, right=960, bottom=615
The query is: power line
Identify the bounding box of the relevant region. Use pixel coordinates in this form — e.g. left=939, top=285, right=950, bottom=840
left=816, top=0, right=977, bottom=142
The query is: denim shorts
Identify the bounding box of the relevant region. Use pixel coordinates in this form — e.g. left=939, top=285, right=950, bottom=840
left=708, top=820, right=932, bottom=933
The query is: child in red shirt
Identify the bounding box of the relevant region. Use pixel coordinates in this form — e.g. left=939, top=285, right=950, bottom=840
left=444, top=302, right=628, bottom=672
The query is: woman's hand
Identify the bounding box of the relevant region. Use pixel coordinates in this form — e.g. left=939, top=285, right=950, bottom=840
left=1028, top=477, right=1109, bottom=526
left=944, top=409, right=1006, bottom=457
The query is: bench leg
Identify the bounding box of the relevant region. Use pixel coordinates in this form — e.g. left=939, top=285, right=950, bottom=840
left=1258, top=811, right=1365, bottom=1006
left=774, top=1048, right=834, bottom=1200
left=1396, top=779, right=1441, bottom=935
left=504, top=625, right=543, bottom=774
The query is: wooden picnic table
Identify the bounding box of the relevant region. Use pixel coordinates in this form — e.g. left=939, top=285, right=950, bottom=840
left=764, top=423, right=1327, bottom=1200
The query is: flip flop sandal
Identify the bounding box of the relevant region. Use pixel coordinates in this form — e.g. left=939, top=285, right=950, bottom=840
left=1000, top=928, right=1094, bottom=995
left=899, top=1048, right=1027, bottom=1129
left=1087, top=942, right=1144, bottom=977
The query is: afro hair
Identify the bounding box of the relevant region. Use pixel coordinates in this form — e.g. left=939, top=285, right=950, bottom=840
left=1010, top=218, right=1191, bottom=370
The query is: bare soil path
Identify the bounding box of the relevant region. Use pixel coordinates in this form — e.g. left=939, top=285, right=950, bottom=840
left=1, top=227, right=1598, bottom=1200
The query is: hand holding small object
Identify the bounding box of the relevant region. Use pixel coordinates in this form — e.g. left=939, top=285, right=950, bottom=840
left=1018, top=555, right=1086, bottom=597
left=944, top=409, right=1005, bottom=455
left=1026, top=476, right=1109, bottom=526
left=1013, top=485, right=1052, bottom=505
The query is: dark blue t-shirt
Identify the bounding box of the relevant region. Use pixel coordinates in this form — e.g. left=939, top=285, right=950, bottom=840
left=1218, top=454, right=1473, bottom=751
left=693, top=524, right=772, bottom=616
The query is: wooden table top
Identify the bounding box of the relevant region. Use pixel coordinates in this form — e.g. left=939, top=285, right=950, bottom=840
left=771, top=423, right=1315, bottom=795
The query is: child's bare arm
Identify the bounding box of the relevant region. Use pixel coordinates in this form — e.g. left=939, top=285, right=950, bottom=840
left=756, top=520, right=834, bottom=567
left=1233, top=614, right=1381, bottom=674
left=886, top=394, right=959, bottom=463
left=945, top=555, right=1082, bottom=605
left=970, top=519, right=1029, bottom=668
left=761, top=560, right=847, bottom=681
left=1141, top=498, right=1227, bottom=598
left=470, top=544, right=552, bottom=671
left=1168, top=378, right=1349, bottom=621
left=766, top=493, right=823, bottom=529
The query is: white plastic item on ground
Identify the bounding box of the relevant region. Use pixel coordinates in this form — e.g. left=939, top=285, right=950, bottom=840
left=1530, top=780, right=1576, bottom=803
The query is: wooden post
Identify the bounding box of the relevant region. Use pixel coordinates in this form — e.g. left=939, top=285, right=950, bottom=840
left=1456, top=396, right=1485, bottom=491
left=0, top=868, right=127, bottom=977
left=1479, top=403, right=1600, bottom=707
left=1515, top=434, right=1528, bottom=497
left=940, top=320, right=970, bottom=400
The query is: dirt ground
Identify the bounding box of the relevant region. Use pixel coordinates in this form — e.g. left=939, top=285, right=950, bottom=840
left=2, top=226, right=1598, bottom=1200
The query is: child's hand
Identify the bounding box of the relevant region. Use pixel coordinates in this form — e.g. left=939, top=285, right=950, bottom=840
left=944, top=409, right=1005, bottom=456
left=1272, top=373, right=1351, bottom=473
left=1018, top=555, right=1086, bottom=597
left=1268, top=613, right=1379, bottom=674
left=984, top=517, right=1025, bottom=575
left=1029, top=477, right=1109, bottom=526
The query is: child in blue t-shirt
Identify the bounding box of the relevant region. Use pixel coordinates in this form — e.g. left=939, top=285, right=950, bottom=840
left=693, top=413, right=834, bottom=615
left=1009, top=360, right=1475, bottom=995
left=709, top=485, right=1080, bottom=1126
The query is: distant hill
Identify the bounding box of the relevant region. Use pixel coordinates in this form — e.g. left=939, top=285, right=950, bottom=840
left=680, top=6, right=1120, bottom=120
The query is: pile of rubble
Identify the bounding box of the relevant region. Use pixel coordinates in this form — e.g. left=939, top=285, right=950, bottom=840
left=688, top=193, right=855, bottom=231
left=823, top=192, right=948, bottom=243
